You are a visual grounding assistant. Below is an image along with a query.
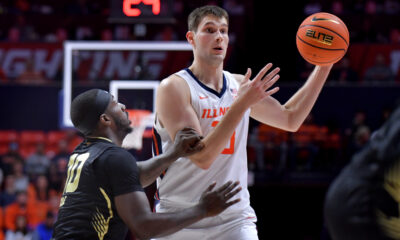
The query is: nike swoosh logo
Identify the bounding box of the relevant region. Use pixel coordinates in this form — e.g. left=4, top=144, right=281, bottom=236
left=199, top=96, right=209, bottom=99
left=311, top=16, right=339, bottom=24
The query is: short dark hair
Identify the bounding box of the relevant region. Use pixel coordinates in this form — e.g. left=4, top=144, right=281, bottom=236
left=188, top=5, right=229, bottom=32
left=70, top=89, right=111, bottom=136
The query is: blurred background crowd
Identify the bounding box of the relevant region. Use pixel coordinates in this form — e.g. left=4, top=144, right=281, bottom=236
left=0, top=0, right=399, bottom=239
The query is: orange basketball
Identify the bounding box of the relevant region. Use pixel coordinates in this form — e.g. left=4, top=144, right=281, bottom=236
left=296, top=12, right=349, bottom=66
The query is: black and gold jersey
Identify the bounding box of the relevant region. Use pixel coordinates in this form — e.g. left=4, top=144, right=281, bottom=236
left=52, top=137, right=144, bottom=240
left=324, top=106, right=400, bottom=240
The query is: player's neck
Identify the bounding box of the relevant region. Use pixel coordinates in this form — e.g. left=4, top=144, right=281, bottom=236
left=89, top=130, right=124, bottom=147
left=189, top=61, right=224, bottom=92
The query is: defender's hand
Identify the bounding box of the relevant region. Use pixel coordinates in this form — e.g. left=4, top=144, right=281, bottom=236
left=171, top=127, right=204, bottom=158
left=198, top=181, right=242, bottom=217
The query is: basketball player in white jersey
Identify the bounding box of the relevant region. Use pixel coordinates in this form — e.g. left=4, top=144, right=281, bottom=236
left=153, top=5, right=333, bottom=239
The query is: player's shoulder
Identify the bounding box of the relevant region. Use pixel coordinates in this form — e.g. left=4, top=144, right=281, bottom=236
left=101, top=146, right=135, bottom=162
left=158, top=72, right=190, bottom=95
left=228, top=72, right=245, bottom=84
left=161, top=72, right=186, bottom=85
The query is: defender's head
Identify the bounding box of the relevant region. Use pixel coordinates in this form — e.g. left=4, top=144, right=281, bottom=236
left=70, top=89, right=132, bottom=137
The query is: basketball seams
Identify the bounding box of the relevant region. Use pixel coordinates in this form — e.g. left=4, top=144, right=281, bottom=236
left=302, top=53, right=344, bottom=65
left=299, top=24, right=349, bottom=46
left=310, top=12, right=349, bottom=38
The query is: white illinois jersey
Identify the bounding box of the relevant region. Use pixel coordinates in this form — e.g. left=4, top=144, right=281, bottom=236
left=153, top=68, right=256, bottom=227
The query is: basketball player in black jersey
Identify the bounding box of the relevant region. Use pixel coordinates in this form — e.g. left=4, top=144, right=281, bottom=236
left=324, top=105, right=400, bottom=240
left=52, top=89, right=242, bottom=240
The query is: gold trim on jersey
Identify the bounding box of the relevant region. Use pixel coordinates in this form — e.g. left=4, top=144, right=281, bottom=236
left=377, top=159, right=400, bottom=239
left=92, top=187, right=114, bottom=240
left=377, top=210, right=400, bottom=239
left=88, top=137, right=113, bottom=143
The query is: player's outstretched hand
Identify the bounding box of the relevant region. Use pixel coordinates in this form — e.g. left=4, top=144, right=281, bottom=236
left=171, top=127, right=205, bottom=158
left=237, top=63, right=280, bottom=108
left=198, top=181, right=242, bottom=217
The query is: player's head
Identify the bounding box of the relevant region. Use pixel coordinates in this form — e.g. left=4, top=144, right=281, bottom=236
left=187, top=5, right=229, bottom=64
left=188, top=5, right=229, bottom=33
left=70, top=89, right=132, bottom=137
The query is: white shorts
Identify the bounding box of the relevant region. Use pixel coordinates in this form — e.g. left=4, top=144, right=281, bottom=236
left=153, top=211, right=258, bottom=240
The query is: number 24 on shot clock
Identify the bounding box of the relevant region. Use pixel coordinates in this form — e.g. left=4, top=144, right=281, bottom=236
left=110, top=0, right=173, bottom=23
left=123, top=0, right=160, bottom=17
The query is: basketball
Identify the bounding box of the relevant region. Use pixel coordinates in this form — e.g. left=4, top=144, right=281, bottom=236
left=296, top=12, right=349, bottom=66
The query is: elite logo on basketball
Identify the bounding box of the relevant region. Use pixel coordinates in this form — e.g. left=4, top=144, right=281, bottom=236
left=305, top=29, right=334, bottom=45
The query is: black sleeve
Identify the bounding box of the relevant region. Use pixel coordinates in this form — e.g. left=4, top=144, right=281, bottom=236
left=94, top=147, right=144, bottom=196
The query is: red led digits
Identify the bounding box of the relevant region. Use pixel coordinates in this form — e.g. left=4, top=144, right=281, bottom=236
left=123, top=0, right=160, bottom=17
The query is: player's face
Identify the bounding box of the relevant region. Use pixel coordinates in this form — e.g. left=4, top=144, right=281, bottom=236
left=192, top=15, right=229, bottom=63
left=107, top=97, right=133, bottom=134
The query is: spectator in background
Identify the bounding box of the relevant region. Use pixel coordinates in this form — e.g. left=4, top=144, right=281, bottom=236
left=114, top=25, right=130, bottom=40
left=12, top=161, right=29, bottom=193
left=154, top=25, right=178, bottom=41
left=50, top=140, right=69, bottom=168
left=343, top=110, right=371, bottom=160
left=101, top=28, right=113, bottom=41
left=48, top=140, right=69, bottom=192
left=0, top=175, right=17, bottom=207
left=47, top=163, right=65, bottom=194
left=14, top=14, right=38, bottom=41
left=349, top=125, right=371, bottom=156
left=75, top=26, right=93, bottom=40
left=330, top=57, right=359, bottom=83
left=25, top=143, right=50, bottom=181
left=46, top=195, right=60, bottom=220
left=55, top=28, right=68, bottom=42
left=31, top=175, right=54, bottom=216
left=7, top=27, right=20, bottom=42
left=5, top=215, right=32, bottom=240
left=32, top=212, right=54, bottom=240
left=348, top=110, right=369, bottom=139
left=364, top=53, right=394, bottom=82
left=1, top=142, right=23, bottom=176
left=4, top=191, right=37, bottom=231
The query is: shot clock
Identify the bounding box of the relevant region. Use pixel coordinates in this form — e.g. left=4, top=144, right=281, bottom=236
left=110, top=0, right=174, bottom=23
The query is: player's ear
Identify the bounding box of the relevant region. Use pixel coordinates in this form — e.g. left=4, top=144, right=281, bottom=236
left=186, top=31, right=195, bottom=45
left=99, top=113, right=111, bottom=126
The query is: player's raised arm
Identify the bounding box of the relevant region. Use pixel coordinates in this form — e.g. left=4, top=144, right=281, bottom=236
left=248, top=64, right=332, bottom=132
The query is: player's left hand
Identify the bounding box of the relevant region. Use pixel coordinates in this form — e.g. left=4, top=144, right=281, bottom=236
left=171, top=127, right=204, bottom=157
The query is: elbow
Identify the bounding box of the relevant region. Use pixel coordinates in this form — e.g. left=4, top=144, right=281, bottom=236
left=286, top=124, right=300, bottom=133
left=131, top=226, right=155, bottom=240
left=189, top=153, right=215, bottom=170
left=284, top=112, right=301, bottom=132
left=196, top=162, right=212, bottom=170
